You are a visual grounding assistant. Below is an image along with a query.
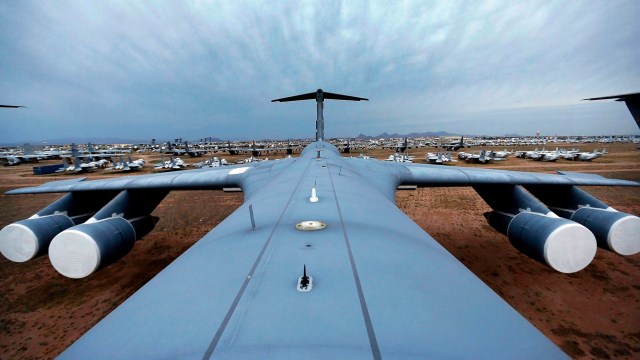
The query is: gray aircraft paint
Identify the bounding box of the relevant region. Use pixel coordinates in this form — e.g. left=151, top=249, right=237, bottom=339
left=50, top=142, right=567, bottom=359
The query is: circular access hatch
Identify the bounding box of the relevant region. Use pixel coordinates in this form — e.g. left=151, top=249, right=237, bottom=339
left=295, top=221, right=327, bottom=231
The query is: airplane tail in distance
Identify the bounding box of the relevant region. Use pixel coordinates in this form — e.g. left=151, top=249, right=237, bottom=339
left=583, top=92, right=640, bottom=130
left=71, top=143, right=79, bottom=158
left=23, top=144, right=34, bottom=155
left=271, top=89, right=368, bottom=103
left=272, top=89, right=368, bottom=141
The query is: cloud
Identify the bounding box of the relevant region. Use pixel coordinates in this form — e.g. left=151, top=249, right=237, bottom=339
left=0, top=0, right=638, bottom=143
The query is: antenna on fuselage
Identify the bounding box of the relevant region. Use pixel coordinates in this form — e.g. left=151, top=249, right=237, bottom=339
left=271, top=89, right=368, bottom=141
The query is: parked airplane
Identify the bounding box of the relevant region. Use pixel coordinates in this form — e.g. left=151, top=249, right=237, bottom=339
left=193, top=156, right=228, bottom=168
left=184, top=141, right=207, bottom=157
left=58, top=157, right=108, bottom=173
left=525, top=148, right=560, bottom=162
left=492, top=149, right=512, bottom=159
left=577, top=148, right=606, bottom=161
left=442, top=136, right=465, bottom=151
left=425, top=151, right=456, bottom=164
left=223, top=140, right=266, bottom=157
left=384, top=152, right=414, bottom=162
left=0, top=144, right=47, bottom=165
left=458, top=150, right=493, bottom=164
left=154, top=155, right=187, bottom=170
left=108, top=156, right=145, bottom=171
left=395, top=137, right=409, bottom=152
left=1, top=89, right=638, bottom=359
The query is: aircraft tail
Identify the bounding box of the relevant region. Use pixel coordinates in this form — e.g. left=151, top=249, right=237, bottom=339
left=583, top=92, right=640, bottom=130
left=72, top=144, right=81, bottom=158
left=271, top=89, right=368, bottom=141
left=23, top=143, right=34, bottom=155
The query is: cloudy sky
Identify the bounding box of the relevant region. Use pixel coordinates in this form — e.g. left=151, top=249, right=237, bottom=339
left=1, top=0, right=638, bottom=143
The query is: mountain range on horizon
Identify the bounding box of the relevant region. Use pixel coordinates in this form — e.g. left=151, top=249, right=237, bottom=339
left=2, top=131, right=531, bottom=146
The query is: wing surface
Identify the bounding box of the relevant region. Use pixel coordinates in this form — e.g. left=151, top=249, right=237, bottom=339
left=5, top=160, right=294, bottom=195
left=56, top=143, right=566, bottom=359
left=582, top=92, right=640, bottom=101
left=397, top=162, right=639, bottom=187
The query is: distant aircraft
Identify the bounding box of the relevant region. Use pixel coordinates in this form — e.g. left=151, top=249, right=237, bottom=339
left=458, top=149, right=493, bottom=164
left=395, top=137, right=409, bottom=152
left=109, top=156, right=145, bottom=171
left=492, top=149, right=512, bottom=159
left=583, top=92, right=640, bottom=129
left=0, top=144, right=47, bottom=165
left=0, top=89, right=639, bottom=358
left=184, top=142, right=207, bottom=157
left=224, top=141, right=271, bottom=157
left=425, top=151, right=455, bottom=164
left=0, top=104, right=25, bottom=108
left=577, top=148, right=606, bottom=161
left=442, top=136, right=465, bottom=151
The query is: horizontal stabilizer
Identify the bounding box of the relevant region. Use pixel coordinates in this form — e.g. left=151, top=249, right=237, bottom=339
left=323, top=92, right=369, bottom=101
left=271, top=89, right=368, bottom=102
left=583, top=92, right=640, bottom=130
left=0, top=104, right=26, bottom=108
left=582, top=92, right=640, bottom=102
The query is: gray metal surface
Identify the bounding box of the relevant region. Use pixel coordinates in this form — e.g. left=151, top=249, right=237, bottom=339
left=50, top=142, right=570, bottom=359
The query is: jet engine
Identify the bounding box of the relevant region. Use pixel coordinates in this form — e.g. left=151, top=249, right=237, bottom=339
left=0, top=191, right=118, bottom=262
left=475, top=185, right=596, bottom=273
left=49, top=215, right=157, bottom=279
left=48, top=189, right=168, bottom=278
left=525, top=185, right=640, bottom=255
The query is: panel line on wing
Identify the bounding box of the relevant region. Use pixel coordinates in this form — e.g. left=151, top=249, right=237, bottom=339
left=202, top=159, right=313, bottom=359
left=327, top=160, right=382, bottom=360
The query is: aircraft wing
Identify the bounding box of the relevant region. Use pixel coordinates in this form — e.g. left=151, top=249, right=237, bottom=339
left=397, top=162, right=639, bottom=187
left=5, top=161, right=290, bottom=195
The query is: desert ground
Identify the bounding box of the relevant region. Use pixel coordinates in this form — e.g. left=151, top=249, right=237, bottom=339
left=0, top=143, right=638, bottom=359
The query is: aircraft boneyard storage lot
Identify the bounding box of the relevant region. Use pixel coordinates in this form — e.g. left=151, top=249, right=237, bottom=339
left=0, top=142, right=638, bottom=359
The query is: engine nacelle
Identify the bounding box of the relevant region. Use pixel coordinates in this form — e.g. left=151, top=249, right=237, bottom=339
left=49, top=215, right=158, bottom=279
left=0, top=191, right=118, bottom=263
left=476, top=185, right=598, bottom=272
left=570, top=207, right=640, bottom=255
left=0, top=214, right=74, bottom=262
left=506, top=212, right=597, bottom=273
left=525, top=185, right=640, bottom=255
left=492, top=211, right=597, bottom=273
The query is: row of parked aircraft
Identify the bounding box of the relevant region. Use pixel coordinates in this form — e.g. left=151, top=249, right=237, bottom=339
left=514, top=148, right=606, bottom=162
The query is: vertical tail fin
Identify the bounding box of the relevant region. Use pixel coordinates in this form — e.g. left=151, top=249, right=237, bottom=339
left=271, top=89, right=368, bottom=141
left=583, top=92, right=640, bottom=130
